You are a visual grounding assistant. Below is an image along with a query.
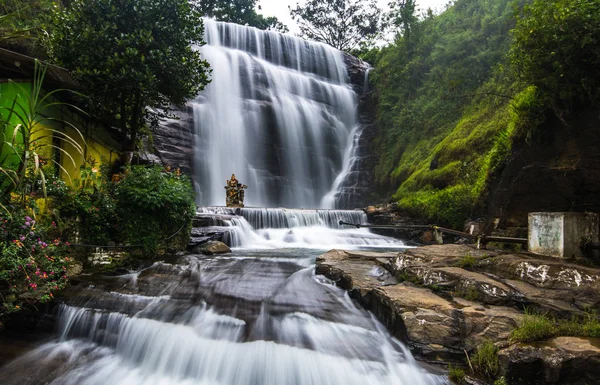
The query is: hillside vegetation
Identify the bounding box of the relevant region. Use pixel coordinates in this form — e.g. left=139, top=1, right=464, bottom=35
left=368, top=0, right=600, bottom=228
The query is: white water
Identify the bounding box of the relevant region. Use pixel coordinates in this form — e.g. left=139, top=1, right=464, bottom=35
left=197, top=207, right=406, bottom=249
left=193, top=20, right=359, bottom=208
left=1, top=257, right=448, bottom=385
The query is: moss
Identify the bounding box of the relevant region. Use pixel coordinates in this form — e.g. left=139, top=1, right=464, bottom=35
left=471, top=340, right=500, bottom=378
left=448, top=364, right=466, bottom=384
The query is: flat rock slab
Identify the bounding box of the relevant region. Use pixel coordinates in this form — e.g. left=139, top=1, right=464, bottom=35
left=317, top=248, right=522, bottom=361
left=498, top=336, right=600, bottom=385
left=390, top=245, right=600, bottom=315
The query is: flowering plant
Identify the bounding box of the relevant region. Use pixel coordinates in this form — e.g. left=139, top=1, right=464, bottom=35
left=0, top=213, right=70, bottom=314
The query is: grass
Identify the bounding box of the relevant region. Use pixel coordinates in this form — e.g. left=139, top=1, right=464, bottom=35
left=494, top=377, right=508, bottom=385
left=457, top=254, right=477, bottom=269
left=510, top=309, right=600, bottom=343
left=456, top=285, right=481, bottom=301
left=448, top=364, right=466, bottom=384
left=471, top=340, right=499, bottom=378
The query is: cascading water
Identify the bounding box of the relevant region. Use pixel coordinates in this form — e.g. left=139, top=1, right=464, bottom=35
left=196, top=207, right=406, bottom=249
left=1, top=253, right=448, bottom=385
left=193, top=19, right=360, bottom=208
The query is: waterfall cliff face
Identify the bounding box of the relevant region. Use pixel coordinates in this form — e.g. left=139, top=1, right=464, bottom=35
left=192, top=20, right=361, bottom=208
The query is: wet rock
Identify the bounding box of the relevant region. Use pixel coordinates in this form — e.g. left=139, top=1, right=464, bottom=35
left=317, top=248, right=522, bottom=361
left=66, top=261, right=83, bottom=277
left=194, top=241, right=231, bottom=255
left=370, top=284, right=521, bottom=361
left=152, top=105, right=194, bottom=174
left=498, top=337, right=600, bottom=385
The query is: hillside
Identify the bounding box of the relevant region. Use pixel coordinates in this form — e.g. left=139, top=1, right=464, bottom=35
left=367, top=0, right=600, bottom=229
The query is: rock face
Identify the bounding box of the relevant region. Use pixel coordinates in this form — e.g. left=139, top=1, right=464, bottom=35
left=316, top=245, right=600, bottom=383
left=487, top=110, right=600, bottom=228
left=152, top=105, right=195, bottom=175
left=332, top=54, right=379, bottom=209
left=498, top=337, right=600, bottom=385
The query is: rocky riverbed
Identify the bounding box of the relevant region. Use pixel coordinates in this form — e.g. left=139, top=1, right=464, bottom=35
left=316, top=244, right=600, bottom=385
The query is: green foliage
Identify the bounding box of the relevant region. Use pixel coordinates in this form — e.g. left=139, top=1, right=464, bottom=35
left=48, top=0, right=211, bottom=153
left=494, top=377, right=508, bottom=385
left=448, top=364, right=466, bottom=384
left=370, top=0, right=525, bottom=226
left=193, top=0, right=287, bottom=32
left=114, top=166, right=195, bottom=255
left=0, top=209, right=71, bottom=316
left=457, top=254, right=477, bottom=269
left=471, top=340, right=499, bottom=378
left=510, top=309, right=600, bottom=343
left=290, top=0, right=381, bottom=51
left=510, top=0, right=600, bottom=114
left=510, top=309, right=557, bottom=342
left=0, top=0, right=54, bottom=55
left=0, top=61, right=86, bottom=210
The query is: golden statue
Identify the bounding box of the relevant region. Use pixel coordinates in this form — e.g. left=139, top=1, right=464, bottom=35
left=225, top=174, right=247, bottom=207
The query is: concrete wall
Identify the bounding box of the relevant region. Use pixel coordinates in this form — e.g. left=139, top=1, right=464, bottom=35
left=529, top=212, right=599, bottom=258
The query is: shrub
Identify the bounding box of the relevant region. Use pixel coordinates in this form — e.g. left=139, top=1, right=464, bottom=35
left=471, top=340, right=499, bottom=378
left=114, top=166, right=195, bottom=255
left=448, top=364, right=466, bottom=384
left=0, top=210, right=70, bottom=315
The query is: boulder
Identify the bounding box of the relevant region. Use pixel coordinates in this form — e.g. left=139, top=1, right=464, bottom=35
left=498, top=337, right=600, bottom=385
left=66, top=261, right=83, bottom=277
left=193, top=241, right=231, bottom=255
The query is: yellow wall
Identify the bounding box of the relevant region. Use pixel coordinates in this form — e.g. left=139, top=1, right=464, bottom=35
left=0, top=80, right=120, bottom=186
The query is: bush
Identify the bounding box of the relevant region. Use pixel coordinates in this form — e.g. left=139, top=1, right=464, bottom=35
left=114, top=166, right=195, bottom=255
left=471, top=340, right=499, bottom=378
left=448, top=364, right=466, bottom=384
left=0, top=210, right=70, bottom=316
left=510, top=0, right=600, bottom=112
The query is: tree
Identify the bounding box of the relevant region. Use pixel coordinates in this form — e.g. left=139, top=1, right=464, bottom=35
left=290, top=0, right=381, bottom=52
left=48, top=0, right=211, bottom=156
left=193, top=0, right=288, bottom=32
left=385, top=0, right=418, bottom=42
left=510, top=0, right=600, bottom=114
left=0, top=0, right=54, bottom=56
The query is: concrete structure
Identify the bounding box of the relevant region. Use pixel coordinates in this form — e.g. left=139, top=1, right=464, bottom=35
left=529, top=212, right=599, bottom=258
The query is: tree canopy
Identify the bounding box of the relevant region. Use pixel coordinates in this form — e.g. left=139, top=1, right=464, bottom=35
left=510, top=0, right=600, bottom=113
left=193, top=0, right=287, bottom=32
left=290, top=0, right=381, bottom=52
left=48, top=0, right=211, bottom=154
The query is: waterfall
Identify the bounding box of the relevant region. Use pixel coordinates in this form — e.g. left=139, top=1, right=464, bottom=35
left=193, top=19, right=359, bottom=208
left=196, top=207, right=406, bottom=249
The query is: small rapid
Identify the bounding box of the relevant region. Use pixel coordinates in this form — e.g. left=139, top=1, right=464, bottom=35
left=195, top=207, right=405, bottom=249
left=1, top=251, right=448, bottom=385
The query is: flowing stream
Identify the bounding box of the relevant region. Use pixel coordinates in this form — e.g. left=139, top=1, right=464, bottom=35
left=1, top=248, right=448, bottom=385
